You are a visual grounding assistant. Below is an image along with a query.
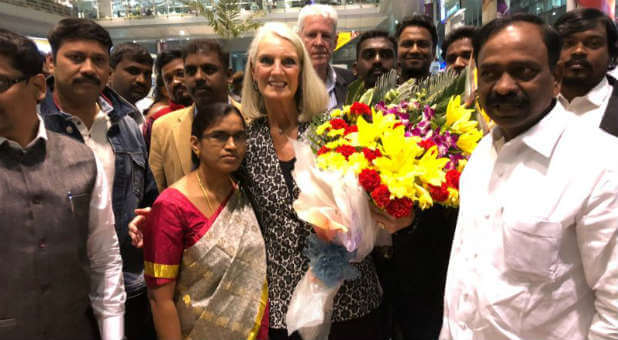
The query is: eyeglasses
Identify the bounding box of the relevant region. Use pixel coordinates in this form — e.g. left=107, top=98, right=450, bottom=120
left=0, top=75, right=28, bottom=93
left=201, top=131, right=248, bottom=146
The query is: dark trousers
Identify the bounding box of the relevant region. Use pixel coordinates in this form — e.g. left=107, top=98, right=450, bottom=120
left=124, top=289, right=157, bottom=340
left=269, top=307, right=382, bottom=340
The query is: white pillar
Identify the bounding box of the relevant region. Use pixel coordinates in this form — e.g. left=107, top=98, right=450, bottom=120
left=482, top=0, right=497, bottom=24
left=566, top=0, right=577, bottom=11
left=98, top=0, right=112, bottom=18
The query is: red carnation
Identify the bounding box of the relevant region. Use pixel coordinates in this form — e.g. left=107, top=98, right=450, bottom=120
left=362, top=148, right=382, bottom=162
left=446, top=169, right=461, bottom=189
left=344, top=125, right=358, bottom=135
left=419, top=139, right=436, bottom=150
left=330, top=118, right=348, bottom=130
left=371, top=185, right=391, bottom=208
left=386, top=197, right=414, bottom=218
left=350, top=102, right=371, bottom=115
left=359, top=169, right=381, bottom=193
left=428, top=183, right=449, bottom=202
left=317, top=146, right=330, bottom=155
left=335, top=145, right=356, bottom=159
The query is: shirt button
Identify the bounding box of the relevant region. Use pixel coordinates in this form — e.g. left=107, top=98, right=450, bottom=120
left=66, top=126, right=73, bottom=134
left=39, top=239, right=46, bottom=248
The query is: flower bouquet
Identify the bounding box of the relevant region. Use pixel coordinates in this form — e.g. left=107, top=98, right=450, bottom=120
left=285, top=70, right=483, bottom=340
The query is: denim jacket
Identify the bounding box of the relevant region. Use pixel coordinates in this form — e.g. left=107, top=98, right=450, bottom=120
left=39, top=78, right=158, bottom=295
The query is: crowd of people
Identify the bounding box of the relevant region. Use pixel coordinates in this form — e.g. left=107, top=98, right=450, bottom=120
left=1, top=3, right=617, bottom=340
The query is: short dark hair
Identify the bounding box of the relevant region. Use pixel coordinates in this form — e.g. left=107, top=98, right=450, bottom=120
left=110, top=42, right=153, bottom=69
left=0, top=28, right=43, bottom=78
left=395, top=14, right=438, bottom=51
left=554, top=8, right=618, bottom=66
left=441, top=26, right=477, bottom=60
left=191, top=102, right=245, bottom=166
left=473, top=13, right=562, bottom=70
left=182, top=39, right=229, bottom=70
left=155, top=48, right=183, bottom=76
left=355, top=30, right=397, bottom=59
left=48, top=18, right=113, bottom=58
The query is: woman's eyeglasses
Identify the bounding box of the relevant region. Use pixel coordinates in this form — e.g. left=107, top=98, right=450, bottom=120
left=201, top=131, right=248, bottom=146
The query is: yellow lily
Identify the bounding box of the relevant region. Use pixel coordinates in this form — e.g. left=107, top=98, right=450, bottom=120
left=456, top=129, right=483, bottom=155
left=445, top=95, right=478, bottom=135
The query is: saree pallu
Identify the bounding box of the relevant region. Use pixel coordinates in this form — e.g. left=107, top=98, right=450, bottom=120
left=145, top=188, right=268, bottom=340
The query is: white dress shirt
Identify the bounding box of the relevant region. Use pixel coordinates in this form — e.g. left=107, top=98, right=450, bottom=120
left=440, top=102, right=618, bottom=340
left=558, top=76, right=612, bottom=128
left=325, top=64, right=338, bottom=111
left=69, top=98, right=116, bottom=200
left=1, top=117, right=126, bottom=340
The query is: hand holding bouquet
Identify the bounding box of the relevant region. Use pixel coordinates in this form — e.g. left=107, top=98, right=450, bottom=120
left=286, top=70, right=483, bottom=340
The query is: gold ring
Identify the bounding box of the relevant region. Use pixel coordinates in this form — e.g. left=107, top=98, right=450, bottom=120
left=377, top=222, right=385, bottom=230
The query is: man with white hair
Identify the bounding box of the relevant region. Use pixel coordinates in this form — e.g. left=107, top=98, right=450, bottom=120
left=297, top=4, right=355, bottom=109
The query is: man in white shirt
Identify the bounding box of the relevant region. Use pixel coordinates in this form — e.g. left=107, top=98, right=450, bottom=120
left=39, top=18, right=158, bottom=340
left=440, top=14, right=618, bottom=340
left=554, top=8, right=618, bottom=137
left=0, top=28, right=125, bottom=340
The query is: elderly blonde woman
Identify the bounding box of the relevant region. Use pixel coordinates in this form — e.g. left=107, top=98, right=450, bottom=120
left=237, top=22, right=412, bottom=340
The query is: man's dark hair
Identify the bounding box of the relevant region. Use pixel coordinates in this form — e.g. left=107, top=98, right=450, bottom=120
left=110, top=42, right=154, bottom=69
left=441, top=26, right=477, bottom=60
left=155, top=48, right=183, bottom=76
left=355, top=30, right=397, bottom=59
left=182, top=39, right=229, bottom=70
left=48, top=18, right=113, bottom=58
left=395, top=14, right=438, bottom=51
left=0, top=28, right=43, bottom=78
left=473, top=13, right=562, bottom=70
left=554, top=8, right=618, bottom=66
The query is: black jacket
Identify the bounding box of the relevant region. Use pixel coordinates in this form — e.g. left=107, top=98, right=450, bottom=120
left=333, top=66, right=356, bottom=108
left=601, top=76, right=618, bottom=137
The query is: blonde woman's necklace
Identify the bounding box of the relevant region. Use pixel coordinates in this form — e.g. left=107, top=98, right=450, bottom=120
left=196, top=171, right=214, bottom=214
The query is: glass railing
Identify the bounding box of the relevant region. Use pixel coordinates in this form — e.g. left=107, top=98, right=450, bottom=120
left=0, top=0, right=74, bottom=17
left=70, top=0, right=379, bottom=20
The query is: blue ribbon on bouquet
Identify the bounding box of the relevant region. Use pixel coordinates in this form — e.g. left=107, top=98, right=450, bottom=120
left=304, top=234, right=360, bottom=288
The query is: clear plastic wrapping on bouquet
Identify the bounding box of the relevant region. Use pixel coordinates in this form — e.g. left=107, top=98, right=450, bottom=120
left=285, top=139, right=381, bottom=339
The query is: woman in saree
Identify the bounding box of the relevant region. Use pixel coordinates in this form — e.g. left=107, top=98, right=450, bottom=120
left=142, top=102, right=268, bottom=340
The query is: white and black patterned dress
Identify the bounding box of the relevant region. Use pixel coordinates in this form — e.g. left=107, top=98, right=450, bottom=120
left=237, top=117, right=382, bottom=329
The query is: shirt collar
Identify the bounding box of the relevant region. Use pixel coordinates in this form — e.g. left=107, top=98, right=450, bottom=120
left=0, top=114, right=48, bottom=150
left=97, top=96, right=114, bottom=116
left=558, top=76, right=612, bottom=107
left=325, top=64, right=337, bottom=92
left=492, top=101, right=568, bottom=159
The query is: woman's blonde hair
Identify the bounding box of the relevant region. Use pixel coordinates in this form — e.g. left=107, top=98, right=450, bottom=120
left=241, top=22, right=329, bottom=122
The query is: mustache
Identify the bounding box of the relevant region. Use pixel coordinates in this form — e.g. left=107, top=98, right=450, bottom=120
left=565, top=58, right=592, bottom=69
left=131, top=83, right=148, bottom=92
left=172, top=83, right=187, bottom=93
left=73, top=74, right=101, bottom=86
left=403, top=52, right=427, bottom=60
left=369, top=64, right=388, bottom=74
left=192, top=84, right=212, bottom=94
left=486, top=92, right=528, bottom=108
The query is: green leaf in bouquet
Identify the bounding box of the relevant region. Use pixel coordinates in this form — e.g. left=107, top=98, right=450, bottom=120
left=370, top=69, right=400, bottom=106
left=344, top=79, right=367, bottom=106
left=358, top=88, right=374, bottom=105
left=303, top=111, right=332, bottom=152
left=395, top=70, right=466, bottom=108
